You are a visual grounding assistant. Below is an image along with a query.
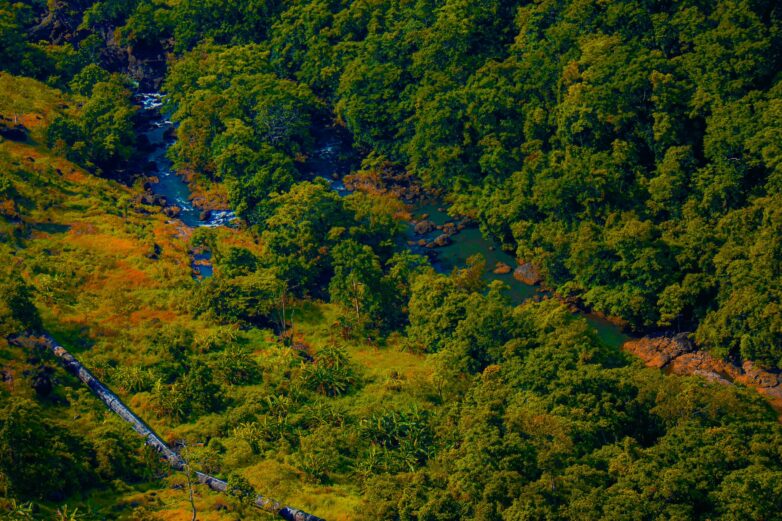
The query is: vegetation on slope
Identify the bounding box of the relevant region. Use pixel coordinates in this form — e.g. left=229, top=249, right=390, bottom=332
left=1, top=1, right=782, bottom=520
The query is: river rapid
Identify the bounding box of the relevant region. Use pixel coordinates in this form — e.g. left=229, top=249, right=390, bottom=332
left=136, top=92, right=628, bottom=348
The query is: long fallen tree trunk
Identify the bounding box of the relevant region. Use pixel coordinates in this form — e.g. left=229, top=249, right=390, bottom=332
left=23, top=334, right=324, bottom=521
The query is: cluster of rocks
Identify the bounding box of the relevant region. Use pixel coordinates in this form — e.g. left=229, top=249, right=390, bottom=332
left=409, top=212, right=473, bottom=249
left=623, top=334, right=782, bottom=412
left=137, top=191, right=166, bottom=209
left=136, top=188, right=187, bottom=218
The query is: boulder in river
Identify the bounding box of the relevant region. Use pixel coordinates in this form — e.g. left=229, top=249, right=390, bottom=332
left=493, top=262, right=512, bottom=274
left=513, top=261, right=542, bottom=285
left=417, top=239, right=427, bottom=247
left=442, top=222, right=457, bottom=235
left=199, top=209, right=211, bottom=221
left=137, top=193, right=162, bottom=206
left=433, top=234, right=451, bottom=247
left=414, top=220, right=436, bottom=235
left=164, top=205, right=181, bottom=217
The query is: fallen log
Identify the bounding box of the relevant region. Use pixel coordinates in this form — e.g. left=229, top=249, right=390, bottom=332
left=18, top=334, right=325, bottom=521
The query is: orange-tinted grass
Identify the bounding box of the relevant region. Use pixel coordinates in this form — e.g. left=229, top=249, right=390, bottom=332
left=67, top=231, right=139, bottom=255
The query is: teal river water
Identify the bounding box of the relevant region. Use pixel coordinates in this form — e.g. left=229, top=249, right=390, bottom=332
left=138, top=93, right=628, bottom=348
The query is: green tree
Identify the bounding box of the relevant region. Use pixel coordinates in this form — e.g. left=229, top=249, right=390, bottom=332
left=0, top=399, right=91, bottom=499
left=329, top=239, right=384, bottom=324
left=300, top=345, right=358, bottom=397
left=0, top=274, right=40, bottom=337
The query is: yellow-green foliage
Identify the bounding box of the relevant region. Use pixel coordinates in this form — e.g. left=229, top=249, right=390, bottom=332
left=0, top=73, right=69, bottom=148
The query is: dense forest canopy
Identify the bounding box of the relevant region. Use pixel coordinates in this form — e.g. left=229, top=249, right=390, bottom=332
left=1, top=0, right=782, bottom=519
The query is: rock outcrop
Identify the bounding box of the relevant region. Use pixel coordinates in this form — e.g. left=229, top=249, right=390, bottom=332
left=441, top=222, right=457, bottom=235
left=623, top=334, right=782, bottom=413
left=433, top=234, right=451, bottom=247
left=163, top=205, right=182, bottom=218
left=513, top=261, right=542, bottom=285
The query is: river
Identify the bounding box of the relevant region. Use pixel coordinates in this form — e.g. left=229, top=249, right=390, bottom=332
left=138, top=93, right=235, bottom=228
left=136, top=93, right=628, bottom=348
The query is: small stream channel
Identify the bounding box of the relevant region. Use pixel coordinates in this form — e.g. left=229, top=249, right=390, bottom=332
left=136, top=93, right=628, bottom=348
left=136, top=93, right=235, bottom=277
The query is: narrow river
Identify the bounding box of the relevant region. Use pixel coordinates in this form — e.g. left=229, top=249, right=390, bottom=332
left=137, top=93, right=628, bottom=348
left=138, top=93, right=235, bottom=228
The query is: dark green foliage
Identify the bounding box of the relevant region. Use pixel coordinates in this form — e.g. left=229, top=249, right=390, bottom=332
left=0, top=1, right=46, bottom=78
left=0, top=273, right=41, bottom=337
left=365, top=289, right=782, bottom=520
left=0, top=3, right=30, bottom=72
left=152, top=358, right=225, bottom=422
left=260, top=180, right=351, bottom=290
left=359, top=407, right=433, bottom=472
left=0, top=398, right=92, bottom=500
left=164, top=43, right=320, bottom=224
left=218, top=247, right=260, bottom=278
left=68, top=64, right=110, bottom=96
left=192, top=268, right=284, bottom=326
left=5, top=0, right=782, bottom=516
left=91, top=416, right=149, bottom=482
left=696, top=198, right=782, bottom=368
left=172, top=0, right=281, bottom=52
left=211, top=344, right=261, bottom=386
left=116, top=1, right=173, bottom=50
left=47, top=75, right=137, bottom=172
left=329, top=239, right=385, bottom=323
left=226, top=471, right=256, bottom=510
left=258, top=180, right=408, bottom=308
